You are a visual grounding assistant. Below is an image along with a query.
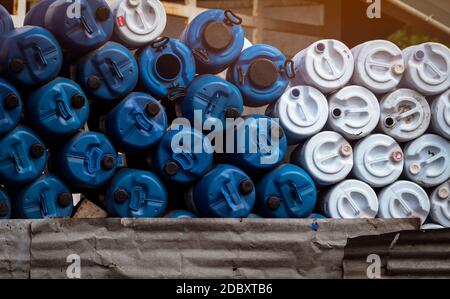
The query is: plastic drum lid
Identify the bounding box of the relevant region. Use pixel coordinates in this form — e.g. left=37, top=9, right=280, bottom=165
left=113, top=0, right=166, bottom=48
left=351, top=40, right=404, bottom=94
left=269, top=86, right=328, bottom=144
left=404, top=134, right=450, bottom=188
left=328, top=86, right=380, bottom=140
left=379, top=88, right=431, bottom=143
left=0, top=4, right=14, bottom=35
left=105, top=169, right=168, bottom=218
left=0, top=188, right=11, bottom=219
left=291, top=39, right=354, bottom=94
left=322, top=180, right=378, bottom=219
left=402, top=43, right=450, bottom=96
left=378, top=181, right=430, bottom=225
left=15, top=175, right=73, bottom=219
left=295, top=131, right=353, bottom=186
left=431, top=89, right=450, bottom=140
left=429, top=181, right=450, bottom=227
left=0, top=78, right=22, bottom=135
left=353, top=134, right=404, bottom=188
left=26, top=78, right=89, bottom=140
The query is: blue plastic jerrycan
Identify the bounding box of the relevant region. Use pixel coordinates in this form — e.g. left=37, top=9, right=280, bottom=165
left=228, top=115, right=287, bottom=174
left=44, top=0, right=113, bottom=54
left=105, top=92, right=168, bottom=154
left=138, top=37, right=196, bottom=100
left=0, top=78, right=22, bottom=135
left=180, top=75, right=243, bottom=129
left=54, top=132, right=119, bottom=190
left=77, top=42, right=138, bottom=102
left=0, top=187, right=11, bottom=219
left=309, top=214, right=326, bottom=219
left=256, top=164, right=317, bottom=218
left=0, top=4, right=14, bottom=35
left=0, top=126, right=47, bottom=186
left=105, top=169, right=168, bottom=218
left=153, top=128, right=213, bottom=185
left=15, top=175, right=73, bottom=219
left=165, top=210, right=197, bottom=219
left=0, top=26, right=63, bottom=87
left=23, top=0, right=54, bottom=28
left=227, top=44, right=295, bottom=107
left=181, top=9, right=244, bottom=74
left=187, top=164, right=256, bottom=218
left=26, top=78, right=89, bottom=141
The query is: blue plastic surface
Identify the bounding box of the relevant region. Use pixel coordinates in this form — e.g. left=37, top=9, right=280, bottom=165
left=77, top=42, right=138, bottom=102
left=0, top=126, right=48, bottom=186
left=256, top=164, right=317, bottom=218
left=309, top=213, right=326, bottom=219
left=15, top=175, right=73, bottom=219
left=247, top=213, right=262, bottom=219
left=189, top=164, right=255, bottom=218
left=0, top=4, right=14, bottom=35
left=227, top=44, right=293, bottom=107
left=55, top=132, right=118, bottom=189
left=180, top=9, right=244, bottom=74
left=181, top=75, right=243, bottom=129
left=153, top=128, right=213, bottom=185
left=138, top=37, right=195, bottom=100
left=165, top=210, right=197, bottom=219
left=26, top=78, right=89, bottom=140
left=0, top=26, right=62, bottom=86
left=105, top=92, right=168, bottom=154
left=0, top=77, right=22, bottom=135
left=0, top=187, right=11, bottom=219
left=105, top=169, right=168, bottom=218
left=23, top=0, right=54, bottom=28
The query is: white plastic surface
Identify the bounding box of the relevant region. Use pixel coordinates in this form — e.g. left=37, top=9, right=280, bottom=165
left=404, top=134, right=450, bottom=188
left=353, top=134, right=404, bottom=188
left=429, top=181, right=450, bottom=227
left=113, top=0, right=167, bottom=48
left=291, top=39, right=354, bottom=94
left=328, top=86, right=380, bottom=140
left=351, top=40, right=404, bottom=94
left=294, top=131, right=353, bottom=186
left=218, top=38, right=252, bottom=80
left=431, top=89, right=450, bottom=140
left=268, top=86, right=328, bottom=144
left=321, top=180, right=379, bottom=219
left=378, top=88, right=431, bottom=142
left=421, top=223, right=444, bottom=230
left=378, top=181, right=430, bottom=225
left=401, top=42, right=450, bottom=96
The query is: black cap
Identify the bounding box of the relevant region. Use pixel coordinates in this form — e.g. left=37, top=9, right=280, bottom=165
left=3, top=93, right=20, bottom=110
left=203, top=22, right=233, bottom=51
left=145, top=102, right=161, bottom=117
left=239, top=179, right=254, bottom=195
left=9, top=58, right=24, bottom=73
left=248, top=59, right=278, bottom=89
left=30, top=144, right=45, bottom=159
left=71, top=94, right=86, bottom=109
left=57, top=193, right=72, bottom=207
left=114, top=189, right=129, bottom=204
left=0, top=202, right=10, bottom=217
left=267, top=196, right=281, bottom=211
left=164, top=161, right=179, bottom=176
left=96, top=6, right=111, bottom=22
left=101, top=155, right=116, bottom=170
left=87, top=76, right=101, bottom=90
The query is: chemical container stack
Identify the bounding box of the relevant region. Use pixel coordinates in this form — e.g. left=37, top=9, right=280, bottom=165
left=0, top=1, right=448, bottom=229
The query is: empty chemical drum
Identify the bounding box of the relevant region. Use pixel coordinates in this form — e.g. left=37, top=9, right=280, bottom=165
left=421, top=223, right=444, bottom=230
left=181, top=75, right=243, bottom=129
left=402, top=42, right=450, bottom=96
left=0, top=78, right=22, bottom=135
left=351, top=40, right=405, bottom=94
left=181, top=9, right=244, bottom=74
left=26, top=78, right=89, bottom=141
left=227, top=44, right=294, bottom=107
left=379, top=88, right=431, bottom=143
left=309, top=213, right=326, bottom=219
left=321, top=180, right=378, bottom=219
left=138, top=37, right=195, bottom=100
left=352, top=134, right=404, bottom=188
left=217, top=37, right=253, bottom=80
left=266, top=86, right=328, bottom=145
left=378, top=181, right=430, bottom=225
left=165, top=210, right=197, bottom=219
left=0, top=4, right=14, bottom=35
left=153, top=128, right=213, bottom=185
left=292, top=131, right=353, bottom=186
left=104, top=92, right=168, bottom=154
left=15, top=175, right=73, bottom=219
left=0, top=126, right=47, bottom=186
left=77, top=41, right=138, bottom=102
left=105, top=169, right=168, bottom=218
left=44, top=0, right=113, bottom=54
left=256, top=164, right=317, bottom=218
left=187, top=164, right=255, bottom=218
left=54, top=132, right=118, bottom=189
left=404, top=134, right=450, bottom=188
left=328, top=86, right=380, bottom=140
left=0, top=187, right=11, bottom=219
left=430, top=181, right=450, bottom=227
left=430, top=89, right=450, bottom=140
left=229, top=115, right=287, bottom=174
left=23, top=0, right=54, bottom=27
left=291, top=39, right=354, bottom=94
left=112, top=0, right=166, bottom=48
left=0, top=26, right=62, bottom=86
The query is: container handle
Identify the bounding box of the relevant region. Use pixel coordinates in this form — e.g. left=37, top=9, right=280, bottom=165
left=150, top=36, right=170, bottom=52
left=280, top=60, right=296, bottom=79
left=192, top=48, right=209, bottom=63
left=167, top=85, right=186, bottom=102
left=224, top=10, right=243, bottom=26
